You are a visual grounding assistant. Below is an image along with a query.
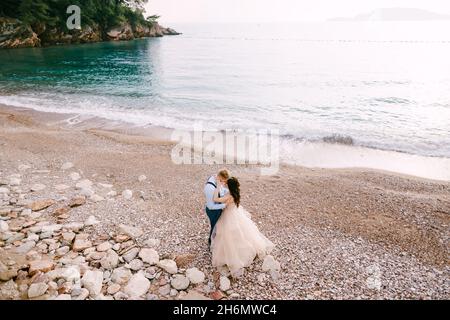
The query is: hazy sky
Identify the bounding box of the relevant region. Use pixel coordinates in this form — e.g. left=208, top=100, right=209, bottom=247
left=145, top=0, right=450, bottom=23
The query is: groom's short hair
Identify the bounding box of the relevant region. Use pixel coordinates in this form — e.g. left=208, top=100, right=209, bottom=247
left=218, top=169, right=230, bottom=180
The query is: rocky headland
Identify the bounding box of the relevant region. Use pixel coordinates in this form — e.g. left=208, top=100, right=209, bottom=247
left=0, top=17, right=180, bottom=49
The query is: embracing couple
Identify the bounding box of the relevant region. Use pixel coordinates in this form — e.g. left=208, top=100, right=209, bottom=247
left=204, top=169, right=274, bottom=276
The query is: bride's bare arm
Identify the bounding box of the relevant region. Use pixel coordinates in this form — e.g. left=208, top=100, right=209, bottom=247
left=213, top=187, right=231, bottom=203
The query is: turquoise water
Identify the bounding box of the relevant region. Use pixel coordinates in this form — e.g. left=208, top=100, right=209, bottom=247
left=1, top=22, right=450, bottom=159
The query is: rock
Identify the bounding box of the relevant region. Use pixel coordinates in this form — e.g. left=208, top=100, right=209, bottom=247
left=138, top=175, right=147, bottom=182
left=219, top=276, right=231, bottom=291
left=56, top=214, right=68, bottom=220
left=112, top=291, right=128, bottom=300
left=75, top=179, right=93, bottom=190
left=54, top=184, right=71, bottom=191
left=143, top=267, right=157, bottom=280
left=69, top=196, right=86, bottom=208
left=210, top=290, right=226, bottom=300
left=39, top=231, right=53, bottom=240
left=84, top=215, right=100, bottom=226
left=123, top=272, right=150, bottom=298
left=0, top=220, right=9, bottom=232
left=53, top=207, right=69, bottom=217
left=111, top=267, right=132, bottom=285
left=28, top=283, right=48, bottom=298
left=56, top=246, right=70, bottom=256
left=41, top=224, right=62, bottom=233
left=118, top=224, right=143, bottom=238
left=9, top=177, right=21, bottom=186
left=81, top=270, right=103, bottom=297
left=171, top=275, right=190, bottom=290
left=269, top=269, right=280, bottom=281
left=21, top=208, right=32, bottom=216
left=144, top=238, right=160, bottom=248
left=106, top=191, right=117, bottom=197
left=122, top=247, right=140, bottom=262
left=107, top=23, right=134, bottom=41
left=61, top=162, right=74, bottom=170
left=73, top=234, right=92, bottom=252
left=28, top=199, right=55, bottom=211
left=186, top=268, right=205, bottom=284
left=55, top=294, right=72, bottom=300
left=157, top=259, right=178, bottom=274
left=86, top=251, right=105, bottom=261
left=107, top=283, right=121, bottom=295
left=29, top=212, right=42, bottom=219
left=14, top=241, right=36, bottom=254
left=100, top=250, right=119, bottom=270
left=84, top=246, right=96, bottom=255
left=257, top=273, right=266, bottom=285
left=30, top=184, right=46, bottom=192
left=63, top=222, right=84, bottom=232
left=5, top=232, right=25, bottom=243
left=69, top=172, right=81, bottom=181
left=48, top=242, right=60, bottom=251
left=138, top=248, right=159, bottom=265
left=146, top=293, right=158, bottom=300
left=0, top=261, right=17, bottom=281
left=121, top=189, right=133, bottom=200
left=26, top=233, right=39, bottom=242
left=79, top=188, right=94, bottom=197
left=61, top=232, right=76, bottom=245
left=0, top=280, right=20, bottom=300
left=26, top=250, right=40, bottom=261
left=90, top=194, right=104, bottom=203
left=129, top=259, right=144, bottom=271
left=97, top=242, right=112, bottom=252
left=22, top=220, right=38, bottom=232
left=174, top=253, right=195, bottom=268
left=114, top=234, right=130, bottom=243
left=181, top=290, right=211, bottom=300
left=0, top=187, right=10, bottom=194
left=29, top=260, right=55, bottom=275
left=262, top=255, right=280, bottom=272
left=73, top=288, right=89, bottom=300
left=158, top=284, right=171, bottom=296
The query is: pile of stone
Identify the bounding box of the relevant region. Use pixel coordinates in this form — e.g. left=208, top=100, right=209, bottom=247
left=0, top=167, right=279, bottom=300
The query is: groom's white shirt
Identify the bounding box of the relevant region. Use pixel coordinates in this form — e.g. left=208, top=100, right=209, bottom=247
left=205, top=175, right=227, bottom=210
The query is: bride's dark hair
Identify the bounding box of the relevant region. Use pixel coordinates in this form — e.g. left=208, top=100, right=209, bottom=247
left=227, top=177, right=240, bottom=207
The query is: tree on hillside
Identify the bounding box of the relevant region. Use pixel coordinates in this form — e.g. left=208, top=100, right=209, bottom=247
left=18, top=0, right=52, bottom=25
left=1, top=0, right=155, bottom=32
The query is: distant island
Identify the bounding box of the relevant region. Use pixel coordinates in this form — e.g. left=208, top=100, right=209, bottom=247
left=0, top=0, right=180, bottom=49
left=329, top=8, right=450, bottom=21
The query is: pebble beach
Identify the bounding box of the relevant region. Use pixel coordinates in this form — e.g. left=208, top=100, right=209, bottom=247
left=0, top=105, right=449, bottom=300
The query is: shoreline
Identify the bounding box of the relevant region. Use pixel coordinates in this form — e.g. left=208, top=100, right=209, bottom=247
left=1, top=103, right=449, bottom=183
left=0, top=103, right=449, bottom=299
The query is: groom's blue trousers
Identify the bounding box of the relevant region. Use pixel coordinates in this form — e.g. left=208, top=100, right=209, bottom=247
left=206, top=207, right=222, bottom=244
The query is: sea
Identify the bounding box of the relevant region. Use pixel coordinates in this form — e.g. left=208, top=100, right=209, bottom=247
left=1, top=22, right=449, bottom=180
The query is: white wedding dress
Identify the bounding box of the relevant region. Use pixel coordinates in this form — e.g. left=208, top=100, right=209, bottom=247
left=211, top=203, right=274, bottom=276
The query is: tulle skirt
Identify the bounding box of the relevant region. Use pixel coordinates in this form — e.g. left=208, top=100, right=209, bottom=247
left=211, top=204, right=274, bottom=276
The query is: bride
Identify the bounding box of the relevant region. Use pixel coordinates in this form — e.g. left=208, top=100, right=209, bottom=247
left=211, top=177, right=274, bottom=276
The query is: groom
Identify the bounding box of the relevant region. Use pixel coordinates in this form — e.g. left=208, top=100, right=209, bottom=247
left=204, top=169, right=230, bottom=246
